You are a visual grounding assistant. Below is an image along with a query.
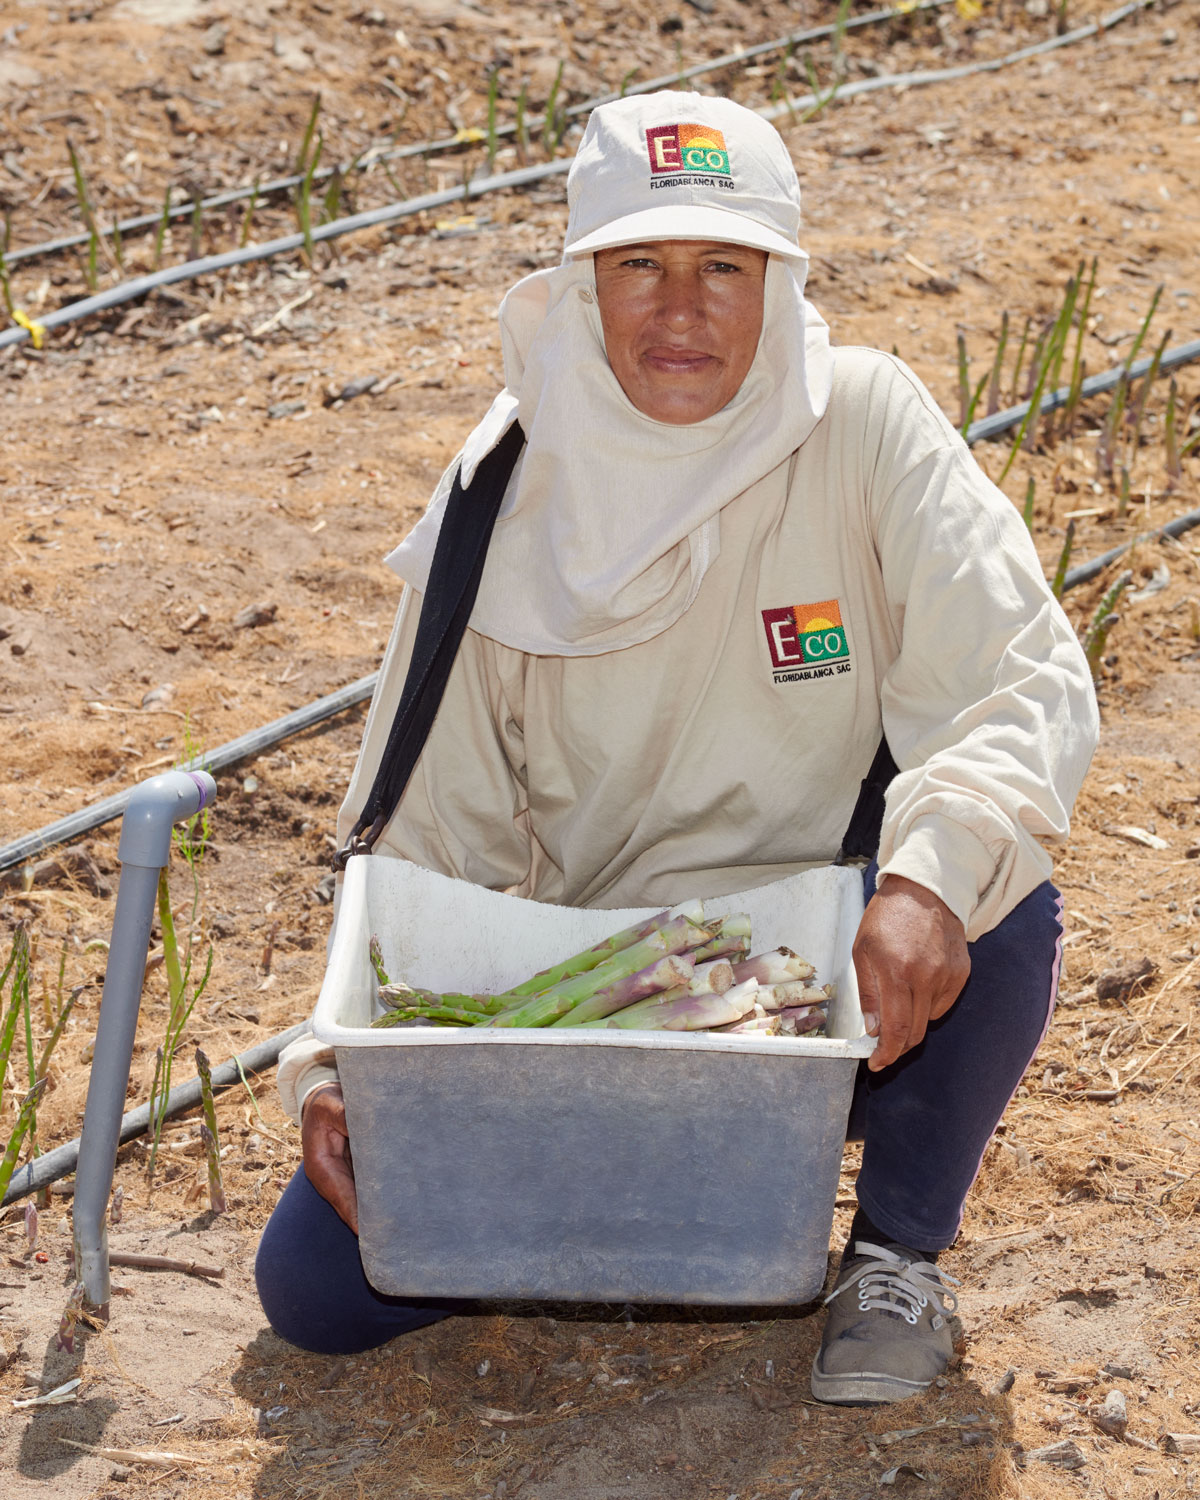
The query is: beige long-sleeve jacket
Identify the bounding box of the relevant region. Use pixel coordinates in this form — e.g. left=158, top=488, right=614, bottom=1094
left=276, top=346, right=1099, bottom=1120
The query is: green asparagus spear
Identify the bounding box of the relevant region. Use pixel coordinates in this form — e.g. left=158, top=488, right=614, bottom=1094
left=592, top=982, right=759, bottom=1031
left=497, top=900, right=705, bottom=1000
left=487, top=914, right=710, bottom=1028
left=195, top=1047, right=226, bottom=1214
left=548, top=954, right=694, bottom=1026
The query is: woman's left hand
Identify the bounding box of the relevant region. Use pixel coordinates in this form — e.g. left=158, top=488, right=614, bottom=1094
left=852, top=873, right=970, bottom=1072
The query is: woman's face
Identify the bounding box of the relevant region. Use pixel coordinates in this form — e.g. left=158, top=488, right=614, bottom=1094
left=593, top=239, right=768, bottom=425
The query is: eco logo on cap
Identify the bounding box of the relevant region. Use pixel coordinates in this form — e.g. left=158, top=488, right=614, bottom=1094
left=646, top=122, right=734, bottom=191
left=762, top=599, right=853, bottom=684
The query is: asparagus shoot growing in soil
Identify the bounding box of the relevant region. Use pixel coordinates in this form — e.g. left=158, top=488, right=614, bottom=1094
left=195, top=1047, right=226, bottom=1215
left=56, top=1280, right=87, bottom=1354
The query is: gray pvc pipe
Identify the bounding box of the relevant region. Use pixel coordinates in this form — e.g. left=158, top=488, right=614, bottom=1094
left=71, top=770, right=216, bottom=1313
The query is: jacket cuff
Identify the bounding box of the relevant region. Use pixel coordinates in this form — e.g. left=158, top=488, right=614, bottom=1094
left=876, top=813, right=996, bottom=940
left=276, top=1030, right=339, bottom=1125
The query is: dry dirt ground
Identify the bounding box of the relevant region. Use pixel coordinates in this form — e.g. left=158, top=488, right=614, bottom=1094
left=2, top=1, right=1200, bottom=1497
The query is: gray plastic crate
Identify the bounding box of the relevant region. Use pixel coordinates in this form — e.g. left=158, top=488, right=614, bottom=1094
left=313, top=859, right=872, bottom=1305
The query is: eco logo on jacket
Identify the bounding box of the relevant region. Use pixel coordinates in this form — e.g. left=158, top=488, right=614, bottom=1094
left=762, top=599, right=852, bottom=684
left=646, top=123, right=735, bottom=193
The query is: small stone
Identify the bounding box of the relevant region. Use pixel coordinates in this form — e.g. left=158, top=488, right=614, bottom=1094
left=1183, top=109, right=1198, bottom=127
left=1093, top=1388, right=1128, bottom=1438
left=233, top=602, right=277, bottom=629
left=1095, top=956, right=1156, bottom=1003
left=324, top=374, right=380, bottom=407
left=202, top=20, right=226, bottom=53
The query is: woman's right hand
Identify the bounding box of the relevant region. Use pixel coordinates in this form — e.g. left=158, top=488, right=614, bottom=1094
left=301, top=1083, right=359, bottom=1234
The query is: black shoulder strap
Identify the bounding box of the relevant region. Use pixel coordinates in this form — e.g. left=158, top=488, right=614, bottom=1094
left=834, top=735, right=899, bottom=867
left=332, top=421, right=525, bottom=870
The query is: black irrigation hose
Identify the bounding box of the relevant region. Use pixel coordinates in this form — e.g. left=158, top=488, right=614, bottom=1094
left=1061, top=508, right=1200, bottom=593
left=0, top=1022, right=310, bottom=1207
left=0, top=0, right=1155, bottom=351
left=966, top=339, right=1200, bottom=447
left=0, top=159, right=571, bottom=352
left=762, top=0, right=1153, bottom=122
left=2, top=0, right=958, bottom=270
left=0, top=673, right=376, bottom=874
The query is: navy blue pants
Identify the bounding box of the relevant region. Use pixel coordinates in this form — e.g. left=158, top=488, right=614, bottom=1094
left=256, top=872, right=1062, bottom=1353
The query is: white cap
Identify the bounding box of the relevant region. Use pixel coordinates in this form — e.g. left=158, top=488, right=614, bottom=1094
left=564, top=91, right=804, bottom=260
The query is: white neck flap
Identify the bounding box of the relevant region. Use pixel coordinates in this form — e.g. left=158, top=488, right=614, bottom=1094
left=386, top=254, right=834, bottom=655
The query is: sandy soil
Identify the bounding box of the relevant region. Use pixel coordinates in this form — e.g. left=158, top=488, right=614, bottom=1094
left=1, top=1, right=1200, bottom=1497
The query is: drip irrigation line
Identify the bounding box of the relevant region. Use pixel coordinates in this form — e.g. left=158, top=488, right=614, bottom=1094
left=0, top=159, right=571, bottom=352
left=0, top=0, right=1155, bottom=352
left=0, top=674, right=376, bottom=874
left=762, top=0, right=1154, bottom=124
left=965, top=338, right=1200, bottom=447
left=2, top=0, right=957, bottom=271
left=1061, top=508, right=1200, bottom=593
left=0, top=1022, right=309, bottom=1207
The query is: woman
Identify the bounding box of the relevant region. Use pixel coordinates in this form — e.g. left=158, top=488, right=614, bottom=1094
left=257, top=92, right=1097, bottom=1406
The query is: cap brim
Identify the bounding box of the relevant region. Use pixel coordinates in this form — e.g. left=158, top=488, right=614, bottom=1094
left=565, top=204, right=803, bottom=260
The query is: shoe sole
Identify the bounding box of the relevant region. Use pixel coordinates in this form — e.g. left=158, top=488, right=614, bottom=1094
left=810, top=1355, right=932, bottom=1406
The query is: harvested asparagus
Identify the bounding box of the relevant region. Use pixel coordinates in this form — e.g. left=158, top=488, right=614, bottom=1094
left=367, top=904, right=832, bottom=1037
left=687, top=959, right=734, bottom=995
left=375, top=983, right=507, bottom=1026
left=590, top=977, right=761, bottom=1031
left=756, top=981, right=833, bottom=1012
left=487, top=915, right=709, bottom=1028
left=500, top=900, right=705, bottom=1000
left=373, top=1003, right=481, bottom=1028
left=777, top=1005, right=827, bottom=1036
left=689, top=912, right=751, bottom=963
left=731, top=947, right=815, bottom=985
left=715, top=1014, right=782, bottom=1034
left=547, top=954, right=695, bottom=1026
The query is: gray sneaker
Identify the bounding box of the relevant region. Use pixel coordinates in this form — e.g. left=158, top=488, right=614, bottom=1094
left=810, top=1240, right=960, bottom=1406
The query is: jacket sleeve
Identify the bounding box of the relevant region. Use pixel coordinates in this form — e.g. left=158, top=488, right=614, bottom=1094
left=866, top=359, right=1099, bottom=940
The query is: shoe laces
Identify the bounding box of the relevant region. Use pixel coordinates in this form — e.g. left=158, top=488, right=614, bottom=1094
left=825, top=1241, right=960, bottom=1326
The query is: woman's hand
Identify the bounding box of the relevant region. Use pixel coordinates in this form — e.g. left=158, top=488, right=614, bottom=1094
left=301, top=1083, right=359, bottom=1234
left=853, top=873, right=970, bottom=1072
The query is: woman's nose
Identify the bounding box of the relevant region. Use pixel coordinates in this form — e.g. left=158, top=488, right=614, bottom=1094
left=655, top=272, right=705, bottom=330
